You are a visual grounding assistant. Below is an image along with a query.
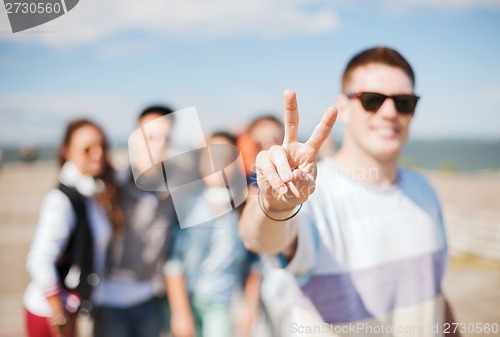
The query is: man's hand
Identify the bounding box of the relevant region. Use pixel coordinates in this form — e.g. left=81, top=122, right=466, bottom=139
left=240, top=89, right=337, bottom=255
left=256, top=89, right=337, bottom=212
left=48, top=312, right=75, bottom=337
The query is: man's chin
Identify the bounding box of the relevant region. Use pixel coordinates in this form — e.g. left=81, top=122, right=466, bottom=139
left=371, top=141, right=403, bottom=162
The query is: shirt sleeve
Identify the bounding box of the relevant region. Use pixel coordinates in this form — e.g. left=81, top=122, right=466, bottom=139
left=26, top=189, right=76, bottom=297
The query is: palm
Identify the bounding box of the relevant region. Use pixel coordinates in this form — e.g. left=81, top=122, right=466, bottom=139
left=287, top=141, right=319, bottom=175
left=256, top=90, right=337, bottom=211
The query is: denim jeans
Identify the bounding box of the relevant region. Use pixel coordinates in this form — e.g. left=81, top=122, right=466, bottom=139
left=94, top=297, right=164, bottom=337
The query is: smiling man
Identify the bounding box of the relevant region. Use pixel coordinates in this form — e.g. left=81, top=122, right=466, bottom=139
left=240, top=47, right=459, bottom=336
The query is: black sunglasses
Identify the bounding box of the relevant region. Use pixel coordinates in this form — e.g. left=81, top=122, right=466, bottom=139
left=345, top=92, right=420, bottom=114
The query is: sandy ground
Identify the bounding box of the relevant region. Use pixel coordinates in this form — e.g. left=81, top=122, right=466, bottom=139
left=0, top=161, right=499, bottom=337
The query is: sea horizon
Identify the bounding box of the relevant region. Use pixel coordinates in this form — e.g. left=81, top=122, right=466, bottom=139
left=1, top=138, right=499, bottom=172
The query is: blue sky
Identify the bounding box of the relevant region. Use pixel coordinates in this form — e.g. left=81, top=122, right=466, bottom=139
left=1, top=0, right=499, bottom=147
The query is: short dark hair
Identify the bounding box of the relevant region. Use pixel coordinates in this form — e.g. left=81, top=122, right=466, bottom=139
left=248, top=115, right=283, bottom=133
left=210, top=131, right=237, bottom=145
left=342, top=46, right=415, bottom=91
left=138, top=105, right=175, bottom=123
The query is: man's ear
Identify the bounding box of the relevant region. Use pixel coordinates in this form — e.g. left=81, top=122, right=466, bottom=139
left=336, top=94, right=351, bottom=126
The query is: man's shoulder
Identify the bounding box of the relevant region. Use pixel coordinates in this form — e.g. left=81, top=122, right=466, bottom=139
left=398, top=166, right=441, bottom=208
left=398, top=166, right=436, bottom=191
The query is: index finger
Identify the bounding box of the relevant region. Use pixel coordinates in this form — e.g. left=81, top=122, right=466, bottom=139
left=283, top=89, right=299, bottom=147
left=305, top=106, right=338, bottom=152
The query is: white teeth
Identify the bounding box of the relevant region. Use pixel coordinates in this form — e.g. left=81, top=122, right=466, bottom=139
left=377, top=128, right=396, bottom=137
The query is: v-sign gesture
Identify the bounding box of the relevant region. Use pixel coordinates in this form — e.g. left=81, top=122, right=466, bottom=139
left=256, top=89, right=338, bottom=212
left=240, top=90, right=337, bottom=255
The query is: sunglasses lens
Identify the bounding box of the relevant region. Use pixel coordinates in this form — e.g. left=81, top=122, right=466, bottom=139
left=349, top=92, right=420, bottom=114
left=394, top=95, right=419, bottom=114
left=360, top=93, right=386, bottom=112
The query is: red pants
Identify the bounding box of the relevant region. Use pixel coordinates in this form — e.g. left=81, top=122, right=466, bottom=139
left=25, top=309, right=75, bottom=337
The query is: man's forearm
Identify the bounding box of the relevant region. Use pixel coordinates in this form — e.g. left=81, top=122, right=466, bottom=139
left=239, top=194, right=298, bottom=255
left=166, top=275, right=190, bottom=313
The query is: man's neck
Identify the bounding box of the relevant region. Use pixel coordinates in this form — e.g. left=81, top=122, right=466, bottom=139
left=332, top=146, right=399, bottom=187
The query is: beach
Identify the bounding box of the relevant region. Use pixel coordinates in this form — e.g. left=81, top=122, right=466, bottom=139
left=0, top=160, right=499, bottom=337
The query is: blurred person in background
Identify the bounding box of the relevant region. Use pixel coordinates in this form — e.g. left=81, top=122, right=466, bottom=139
left=248, top=115, right=285, bottom=154
left=242, top=115, right=284, bottom=192
left=237, top=115, right=288, bottom=336
left=93, top=106, right=178, bottom=337
left=236, top=132, right=256, bottom=180
left=164, top=131, right=259, bottom=337
left=240, top=46, right=460, bottom=336
left=19, top=141, right=38, bottom=162
left=23, top=119, right=123, bottom=337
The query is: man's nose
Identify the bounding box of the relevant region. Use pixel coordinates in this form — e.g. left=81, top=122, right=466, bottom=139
left=377, top=98, right=398, bottom=119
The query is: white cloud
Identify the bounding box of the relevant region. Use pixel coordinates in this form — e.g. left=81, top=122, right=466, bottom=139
left=2, top=0, right=499, bottom=49
left=0, top=0, right=338, bottom=48
left=98, top=39, right=161, bottom=59
left=383, top=0, right=500, bottom=11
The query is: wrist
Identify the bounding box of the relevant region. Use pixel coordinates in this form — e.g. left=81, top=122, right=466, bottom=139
left=49, top=312, right=68, bottom=327
left=258, top=190, right=295, bottom=213
left=245, top=301, right=260, bottom=311
left=258, top=191, right=302, bottom=222
left=171, top=308, right=193, bottom=318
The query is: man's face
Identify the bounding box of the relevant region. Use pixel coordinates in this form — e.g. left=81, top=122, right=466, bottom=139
left=131, top=113, right=172, bottom=174
left=139, top=113, right=172, bottom=164
left=200, top=135, right=235, bottom=188
left=250, top=120, right=284, bottom=152
left=339, top=63, right=415, bottom=162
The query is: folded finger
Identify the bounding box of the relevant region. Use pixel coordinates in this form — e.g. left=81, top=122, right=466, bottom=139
left=256, top=151, right=288, bottom=195
left=284, top=169, right=316, bottom=200
left=268, top=145, right=293, bottom=183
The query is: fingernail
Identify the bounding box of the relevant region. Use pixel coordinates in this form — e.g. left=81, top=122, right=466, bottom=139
left=296, top=171, right=305, bottom=182
left=278, top=186, right=288, bottom=195
left=283, top=173, right=293, bottom=182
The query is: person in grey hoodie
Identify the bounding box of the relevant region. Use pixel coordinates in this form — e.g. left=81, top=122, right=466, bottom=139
left=94, top=106, right=178, bottom=337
